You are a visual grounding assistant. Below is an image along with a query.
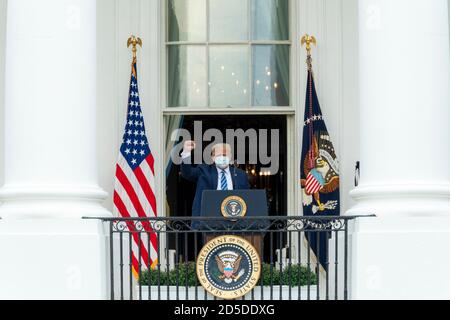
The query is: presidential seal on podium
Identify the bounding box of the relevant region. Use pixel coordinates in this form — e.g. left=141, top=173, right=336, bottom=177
left=196, top=235, right=261, bottom=299
left=220, top=195, right=247, bottom=218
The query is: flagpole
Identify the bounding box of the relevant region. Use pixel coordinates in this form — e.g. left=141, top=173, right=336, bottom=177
left=120, top=34, right=159, bottom=275
left=127, top=35, right=142, bottom=63
left=301, top=34, right=317, bottom=169
left=127, top=35, right=142, bottom=86
left=301, top=34, right=316, bottom=71
left=300, top=34, right=338, bottom=278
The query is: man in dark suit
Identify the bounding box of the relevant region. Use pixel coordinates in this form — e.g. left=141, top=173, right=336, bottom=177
left=180, top=140, right=250, bottom=218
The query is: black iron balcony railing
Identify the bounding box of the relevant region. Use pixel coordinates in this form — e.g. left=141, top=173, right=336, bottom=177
left=87, top=215, right=371, bottom=301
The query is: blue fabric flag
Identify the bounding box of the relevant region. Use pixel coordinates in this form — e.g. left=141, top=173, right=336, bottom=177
left=300, top=68, right=340, bottom=270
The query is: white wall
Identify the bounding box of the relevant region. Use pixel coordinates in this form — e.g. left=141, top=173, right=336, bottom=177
left=341, top=0, right=360, bottom=213
left=0, top=0, right=6, bottom=189
left=95, top=0, right=163, bottom=215
left=298, top=0, right=359, bottom=214
left=96, top=0, right=120, bottom=212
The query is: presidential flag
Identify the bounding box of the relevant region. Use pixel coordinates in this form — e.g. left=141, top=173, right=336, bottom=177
left=300, top=62, right=340, bottom=270
left=114, top=57, right=158, bottom=277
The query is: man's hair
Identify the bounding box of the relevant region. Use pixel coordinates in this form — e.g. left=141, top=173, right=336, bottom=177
left=211, top=143, right=232, bottom=157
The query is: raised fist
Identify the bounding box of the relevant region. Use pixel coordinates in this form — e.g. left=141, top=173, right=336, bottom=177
left=183, top=140, right=196, bottom=153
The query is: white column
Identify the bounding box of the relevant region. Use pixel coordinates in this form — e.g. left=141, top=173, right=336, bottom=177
left=1, top=0, right=109, bottom=218
left=0, top=0, right=111, bottom=299
left=348, top=0, right=450, bottom=299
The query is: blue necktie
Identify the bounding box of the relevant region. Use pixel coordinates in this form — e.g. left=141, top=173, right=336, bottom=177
left=220, top=170, right=228, bottom=190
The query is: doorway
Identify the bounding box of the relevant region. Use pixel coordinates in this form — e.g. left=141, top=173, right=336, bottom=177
left=165, top=114, right=288, bottom=261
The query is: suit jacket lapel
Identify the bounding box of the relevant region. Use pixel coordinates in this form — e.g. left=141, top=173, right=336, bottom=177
left=210, top=165, right=218, bottom=189
left=230, top=165, right=237, bottom=189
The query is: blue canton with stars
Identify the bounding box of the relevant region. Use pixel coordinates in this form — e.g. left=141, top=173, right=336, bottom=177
left=120, top=63, right=151, bottom=170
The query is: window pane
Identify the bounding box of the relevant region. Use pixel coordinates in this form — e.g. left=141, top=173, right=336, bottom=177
left=251, top=0, right=289, bottom=40
left=168, top=0, right=206, bottom=41
left=209, top=0, right=248, bottom=41
left=209, top=46, right=249, bottom=107
left=168, top=45, right=207, bottom=107
left=252, top=45, right=290, bottom=106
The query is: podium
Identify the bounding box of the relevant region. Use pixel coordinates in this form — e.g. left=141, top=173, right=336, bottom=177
left=200, top=190, right=269, bottom=257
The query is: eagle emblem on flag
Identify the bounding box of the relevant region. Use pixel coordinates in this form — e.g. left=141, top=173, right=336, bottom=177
left=301, top=133, right=339, bottom=214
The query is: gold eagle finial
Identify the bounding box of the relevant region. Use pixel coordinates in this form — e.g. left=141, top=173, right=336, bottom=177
left=127, top=35, right=142, bottom=60
left=301, top=34, right=316, bottom=56
left=301, top=34, right=316, bottom=70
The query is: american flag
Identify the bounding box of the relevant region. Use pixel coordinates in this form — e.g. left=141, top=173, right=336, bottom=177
left=113, top=59, right=158, bottom=277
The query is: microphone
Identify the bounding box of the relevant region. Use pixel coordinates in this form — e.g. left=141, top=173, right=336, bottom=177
left=232, top=159, right=238, bottom=177
left=230, top=159, right=237, bottom=190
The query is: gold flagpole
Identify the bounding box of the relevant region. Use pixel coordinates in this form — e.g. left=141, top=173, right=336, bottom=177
left=127, top=35, right=142, bottom=62
left=301, top=34, right=316, bottom=71
left=127, top=35, right=142, bottom=77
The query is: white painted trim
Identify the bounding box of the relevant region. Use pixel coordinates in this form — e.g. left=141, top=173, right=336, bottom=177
left=286, top=115, right=296, bottom=217
left=163, top=0, right=293, bottom=109
left=162, top=107, right=296, bottom=115
left=160, top=0, right=299, bottom=218
left=0, top=0, right=6, bottom=190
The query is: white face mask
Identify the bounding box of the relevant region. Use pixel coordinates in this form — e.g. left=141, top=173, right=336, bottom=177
left=214, top=155, right=231, bottom=169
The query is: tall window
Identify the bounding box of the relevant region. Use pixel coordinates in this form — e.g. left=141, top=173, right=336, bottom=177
left=166, top=0, right=290, bottom=108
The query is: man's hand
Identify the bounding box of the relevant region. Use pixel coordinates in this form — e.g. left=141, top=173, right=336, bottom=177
left=183, top=140, right=196, bottom=154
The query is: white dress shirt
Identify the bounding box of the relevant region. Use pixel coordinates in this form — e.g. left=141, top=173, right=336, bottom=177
left=216, top=166, right=233, bottom=190
left=181, top=151, right=233, bottom=190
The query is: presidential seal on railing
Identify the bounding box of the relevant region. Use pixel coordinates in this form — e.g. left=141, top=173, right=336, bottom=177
left=220, top=195, right=247, bottom=218
left=196, top=235, right=261, bottom=299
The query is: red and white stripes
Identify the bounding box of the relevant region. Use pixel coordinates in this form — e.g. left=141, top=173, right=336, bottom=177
left=113, top=153, right=158, bottom=275
left=305, top=172, right=322, bottom=195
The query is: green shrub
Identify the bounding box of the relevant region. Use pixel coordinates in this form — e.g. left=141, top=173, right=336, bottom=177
left=139, top=262, right=317, bottom=287
left=257, top=263, right=317, bottom=286
left=139, top=262, right=197, bottom=287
